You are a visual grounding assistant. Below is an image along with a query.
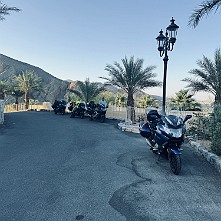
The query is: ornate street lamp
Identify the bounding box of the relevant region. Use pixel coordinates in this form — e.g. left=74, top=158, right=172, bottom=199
left=156, top=17, right=179, bottom=115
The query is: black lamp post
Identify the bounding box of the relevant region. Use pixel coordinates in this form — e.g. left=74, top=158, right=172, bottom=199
left=156, top=17, right=179, bottom=115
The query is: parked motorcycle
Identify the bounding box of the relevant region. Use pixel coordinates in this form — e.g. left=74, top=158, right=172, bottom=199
left=70, top=102, right=86, bottom=119
left=139, top=110, right=192, bottom=175
left=86, top=101, right=107, bottom=123
left=52, top=100, right=66, bottom=115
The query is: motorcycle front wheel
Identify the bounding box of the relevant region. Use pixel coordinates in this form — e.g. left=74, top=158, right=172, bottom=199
left=170, top=153, right=181, bottom=175
left=80, top=112, right=84, bottom=119
left=100, top=115, right=105, bottom=123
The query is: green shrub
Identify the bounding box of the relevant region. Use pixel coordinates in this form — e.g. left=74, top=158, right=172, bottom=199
left=187, top=113, right=211, bottom=140
left=210, top=104, right=221, bottom=155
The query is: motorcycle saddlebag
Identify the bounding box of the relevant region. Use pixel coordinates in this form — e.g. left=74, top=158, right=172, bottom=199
left=139, top=122, right=151, bottom=138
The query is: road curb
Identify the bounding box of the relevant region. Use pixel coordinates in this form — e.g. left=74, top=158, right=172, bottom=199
left=188, top=139, right=221, bottom=175
left=118, top=122, right=140, bottom=133
left=118, top=122, right=221, bottom=175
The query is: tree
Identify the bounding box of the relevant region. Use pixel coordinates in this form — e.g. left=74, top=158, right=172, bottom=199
left=137, top=95, right=159, bottom=108
left=100, top=56, right=161, bottom=122
left=0, top=80, right=9, bottom=99
left=15, top=71, right=43, bottom=109
left=11, top=89, right=24, bottom=111
left=114, top=94, right=127, bottom=107
left=183, top=48, right=221, bottom=105
left=0, top=1, right=21, bottom=20
left=169, top=89, right=201, bottom=111
left=189, top=0, right=221, bottom=28
left=68, top=78, right=105, bottom=103
left=98, top=91, right=115, bottom=105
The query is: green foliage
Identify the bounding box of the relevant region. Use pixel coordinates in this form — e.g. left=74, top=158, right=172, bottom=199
left=0, top=80, right=10, bottom=99
left=187, top=104, right=221, bottom=156
left=15, top=70, right=43, bottom=109
left=68, top=78, right=105, bottom=103
left=210, top=104, right=221, bottom=155
left=137, top=94, right=159, bottom=108
left=114, top=93, right=127, bottom=107
left=100, top=56, right=161, bottom=122
left=187, top=113, right=211, bottom=140
left=169, top=89, right=201, bottom=111
left=183, top=48, right=221, bottom=105
left=97, top=91, right=115, bottom=105
left=100, top=56, right=161, bottom=107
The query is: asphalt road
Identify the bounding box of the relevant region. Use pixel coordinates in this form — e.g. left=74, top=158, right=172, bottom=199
left=0, top=111, right=221, bottom=221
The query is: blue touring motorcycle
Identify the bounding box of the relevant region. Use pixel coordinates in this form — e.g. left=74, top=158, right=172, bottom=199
left=139, top=110, right=192, bottom=175
left=52, top=100, right=66, bottom=115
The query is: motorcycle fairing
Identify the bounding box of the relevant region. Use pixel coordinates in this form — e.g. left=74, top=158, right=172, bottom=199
left=139, top=123, right=151, bottom=138
left=170, top=147, right=181, bottom=155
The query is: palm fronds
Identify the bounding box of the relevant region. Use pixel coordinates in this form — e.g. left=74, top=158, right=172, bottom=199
left=68, top=78, right=105, bottom=103
left=183, top=48, right=221, bottom=103
left=0, top=1, right=21, bottom=20
left=189, top=0, right=221, bottom=28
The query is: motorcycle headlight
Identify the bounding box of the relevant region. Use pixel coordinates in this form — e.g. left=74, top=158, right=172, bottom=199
left=163, top=126, right=183, bottom=138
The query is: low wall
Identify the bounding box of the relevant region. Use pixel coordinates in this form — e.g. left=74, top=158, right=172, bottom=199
left=4, top=102, right=53, bottom=112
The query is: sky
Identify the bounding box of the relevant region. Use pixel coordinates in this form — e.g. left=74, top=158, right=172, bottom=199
left=0, top=0, right=220, bottom=102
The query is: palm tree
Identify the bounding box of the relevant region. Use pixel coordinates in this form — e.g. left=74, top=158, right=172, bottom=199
left=15, top=70, right=43, bottom=109
left=100, top=56, right=161, bottom=121
left=183, top=48, right=221, bottom=105
left=189, top=0, right=221, bottom=28
left=0, top=1, right=21, bottom=20
left=68, top=78, right=105, bottom=103
left=11, top=89, right=24, bottom=111
left=169, top=89, right=201, bottom=111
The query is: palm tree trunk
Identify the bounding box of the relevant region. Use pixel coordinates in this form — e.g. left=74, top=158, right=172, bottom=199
left=15, top=97, right=19, bottom=111
left=127, top=92, right=135, bottom=123
left=25, top=91, right=30, bottom=110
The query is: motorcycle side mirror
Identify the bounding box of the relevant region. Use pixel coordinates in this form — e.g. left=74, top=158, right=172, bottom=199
left=183, top=114, right=192, bottom=123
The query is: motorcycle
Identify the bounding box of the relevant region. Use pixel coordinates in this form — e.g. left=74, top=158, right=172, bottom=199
left=52, top=100, right=66, bottom=115
left=70, top=102, right=86, bottom=119
left=139, top=109, right=192, bottom=175
left=86, top=101, right=107, bottom=123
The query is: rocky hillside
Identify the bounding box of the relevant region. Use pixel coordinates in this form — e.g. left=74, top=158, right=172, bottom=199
left=0, top=54, right=69, bottom=103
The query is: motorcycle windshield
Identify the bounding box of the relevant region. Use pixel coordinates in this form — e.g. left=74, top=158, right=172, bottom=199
left=161, top=115, right=183, bottom=129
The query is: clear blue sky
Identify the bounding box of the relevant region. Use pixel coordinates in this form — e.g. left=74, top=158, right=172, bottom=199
left=0, top=0, right=220, bottom=102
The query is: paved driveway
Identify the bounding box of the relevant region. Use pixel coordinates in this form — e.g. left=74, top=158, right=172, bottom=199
left=0, top=111, right=221, bottom=221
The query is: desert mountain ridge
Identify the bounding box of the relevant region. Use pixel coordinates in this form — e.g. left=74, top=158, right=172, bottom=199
left=0, top=54, right=162, bottom=103
left=0, top=54, right=69, bottom=102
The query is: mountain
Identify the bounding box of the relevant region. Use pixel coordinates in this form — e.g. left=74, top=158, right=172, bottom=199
left=0, top=54, right=163, bottom=104
left=0, top=54, right=69, bottom=102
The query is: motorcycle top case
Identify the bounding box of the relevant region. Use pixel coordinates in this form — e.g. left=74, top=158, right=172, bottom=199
left=146, top=109, right=161, bottom=122
left=139, top=122, right=151, bottom=138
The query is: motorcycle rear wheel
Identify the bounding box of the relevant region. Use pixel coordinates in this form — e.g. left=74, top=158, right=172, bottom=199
left=170, top=153, right=181, bottom=175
